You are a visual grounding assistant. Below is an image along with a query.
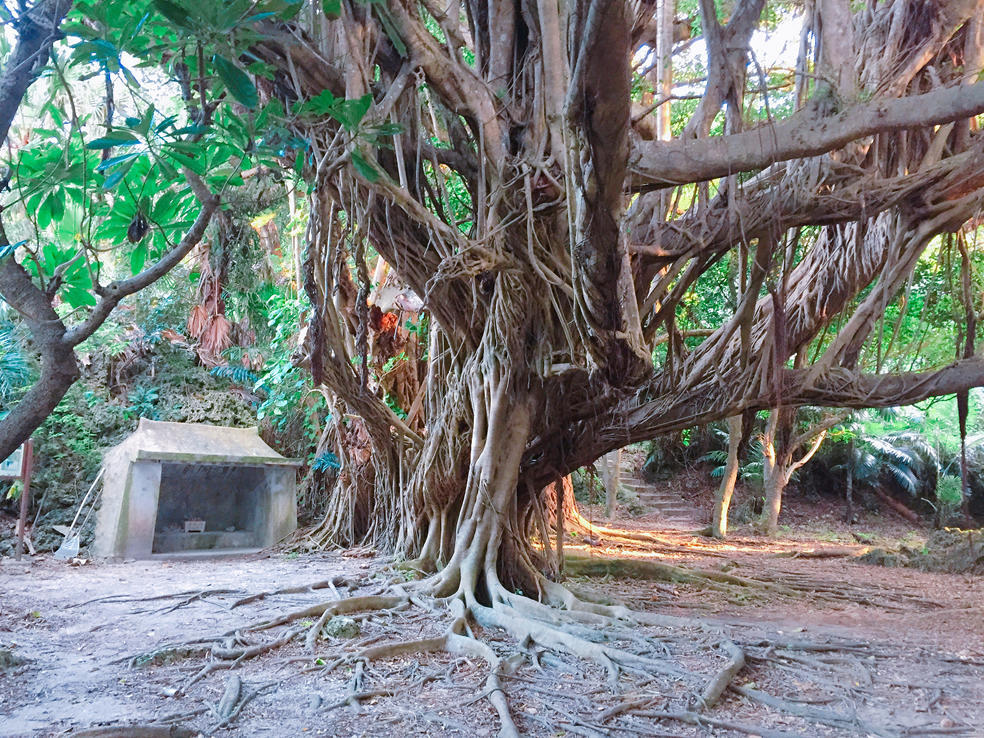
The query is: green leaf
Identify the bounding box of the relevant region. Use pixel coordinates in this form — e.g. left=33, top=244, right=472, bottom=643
left=102, top=170, right=126, bottom=190
left=48, top=191, right=64, bottom=223
left=294, top=88, right=336, bottom=116
left=163, top=149, right=207, bottom=175
left=350, top=149, right=379, bottom=182
left=88, top=131, right=140, bottom=149
left=153, top=0, right=192, bottom=27
left=96, top=150, right=142, bottom=172
left=137, top=105, right=156, bottom=137
left=374, top=6, right=407, bottom=57
left=213, top=54, right=258, bottom=109
left=155, top=156, right=179, bottom=180
left=335, top=94, right=372, bottom=132
left=130, top=244, right=147, bottom=275
left=62, top=284, right=97, bottom=309
left=36, top=197, right=52, bottom=230
left=322, top=0, right=341, bottom=18
left=369, top=122, right=404, bottom=136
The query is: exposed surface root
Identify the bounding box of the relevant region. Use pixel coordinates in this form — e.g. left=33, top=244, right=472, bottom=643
left=564, top=552, right=945, bottom=609
left=117, top=564, right=947, bottom=738
left=697, top=640, right=745, bottom=710
left=71, top=589, right=243, bottom=614
left=230, top=577, right=355, bottom=609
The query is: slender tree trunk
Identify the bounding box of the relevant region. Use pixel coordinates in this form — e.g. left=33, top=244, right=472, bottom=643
left=711, top=415, right=742, bottom=538
left=761, top=463, right=788, bottom=536
left=844, top=438, right=855, bottom=523
left=601, top=449, right=621, bottom=518
left=759, top=407, right=831, bottom=535
left=655, top=0, right=674, bottom=141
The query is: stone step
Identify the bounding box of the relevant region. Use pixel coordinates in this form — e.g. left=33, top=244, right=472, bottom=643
left=635, top=497, right=690, bottom=507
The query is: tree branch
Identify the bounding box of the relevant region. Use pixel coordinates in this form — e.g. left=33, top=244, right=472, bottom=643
left=62, top=194, right=218, bottom=347
left=630, top=80, right=984, bottom=188
left=789, top=411, right=849, bottom=451
left=0, top=0, right=73, bottom=146
left=787, top=429, right=827, bottom=479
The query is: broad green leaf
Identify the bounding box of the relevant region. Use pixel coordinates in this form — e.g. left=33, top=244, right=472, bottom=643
left=48, top=191, right=64, bottom=223
left=96, top=150, right=142, bottom=172
left=369, top=122, right=404, bottom=136
left=130, top=244, right=147, bottom=274
left=163, top=149, right=207, bottom=175
left=153, top=0, right=192, bottom=27
left=335, top=94, right=372, bottom=132
left=36, top=197, right=52, bottom=230
left=374, top=6, right=407, bottom=57
left=322, top=0, right=341, bottom=19
left=88, top=131, right=140, bottom=149
left=102, top=170, right=126, bottom=190
left=155, top=157, right=179, bottom=180
left=213, top=54, right=258, bottom=109
left=350, top=149, right=379, bottom=182
left=62, top=284, right=97, bottom=308
left=137, top=104, right=156, bottom=137
left=294, top=88, right=336, bottom=116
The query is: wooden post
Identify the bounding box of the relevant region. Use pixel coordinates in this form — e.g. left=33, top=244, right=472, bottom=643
left=14, top=439, right=34, bottom=561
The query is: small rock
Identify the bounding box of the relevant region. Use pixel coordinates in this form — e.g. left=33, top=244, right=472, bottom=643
left=0, top=649, right=24, bottom=669
left=322, top=616, right=361, bottom=639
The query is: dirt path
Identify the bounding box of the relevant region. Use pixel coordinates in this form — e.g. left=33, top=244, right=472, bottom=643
left=1, top=533, right=982, bottom=737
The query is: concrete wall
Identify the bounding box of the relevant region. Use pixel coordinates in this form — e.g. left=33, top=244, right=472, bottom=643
left=94, top=460, right=297, bottom=558
left=262, top=467, right=299, bottom=545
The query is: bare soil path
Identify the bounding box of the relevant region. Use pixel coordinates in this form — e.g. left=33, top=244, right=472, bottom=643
left=1, top=524, right=982, bottom=737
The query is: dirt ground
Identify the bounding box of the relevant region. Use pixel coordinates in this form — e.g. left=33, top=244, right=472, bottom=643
left=2, top=510, right=982, bottom=738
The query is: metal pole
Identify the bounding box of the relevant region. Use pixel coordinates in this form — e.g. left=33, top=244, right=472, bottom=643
left=14, top=439, right=33, bottom=561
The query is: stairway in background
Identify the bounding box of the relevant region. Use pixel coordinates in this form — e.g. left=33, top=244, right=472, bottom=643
left=617, top=449, right=697, bottom=529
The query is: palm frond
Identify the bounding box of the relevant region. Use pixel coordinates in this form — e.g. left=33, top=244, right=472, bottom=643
left=210, top=364, right=261, bottom=387
left=886, top=464, right=918, bottom=496
left=700, top=449, right=729, bottom=465
left=0, top=323, right=31, bottom=402
left=864, top=437, right=915, bottom=468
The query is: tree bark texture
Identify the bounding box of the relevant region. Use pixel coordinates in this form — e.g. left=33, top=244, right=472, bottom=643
left=711, top=416, right=743, bottom=539
left=257, top=0, right=984, bottom=595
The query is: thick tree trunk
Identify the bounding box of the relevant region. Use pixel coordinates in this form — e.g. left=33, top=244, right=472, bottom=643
left=425, top=369, right=538, bottom=600
left=0, top=258, right=78, bottom=460
left=276, top=0, right=984, bottom=607
left=711, top=415, right=743, bottom=538
left=0, top=343, right=79, bottom=460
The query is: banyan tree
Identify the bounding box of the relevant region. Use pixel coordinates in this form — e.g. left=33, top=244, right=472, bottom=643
left=270, top=0, right=984, bottom=596
left=3, top=0, right=984, bottom=732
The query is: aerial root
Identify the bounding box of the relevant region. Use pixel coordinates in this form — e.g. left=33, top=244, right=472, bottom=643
left=563, top=553, right=941, bottom=609
left=73, top=725, right=198, bottom=738
left=474, top=598, right=685, bottom=686
left=564, top=553, right=798, bottom=596
left=247, top=593, right=409, bottom=631
left=206, top=676, right=282, bottom=734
